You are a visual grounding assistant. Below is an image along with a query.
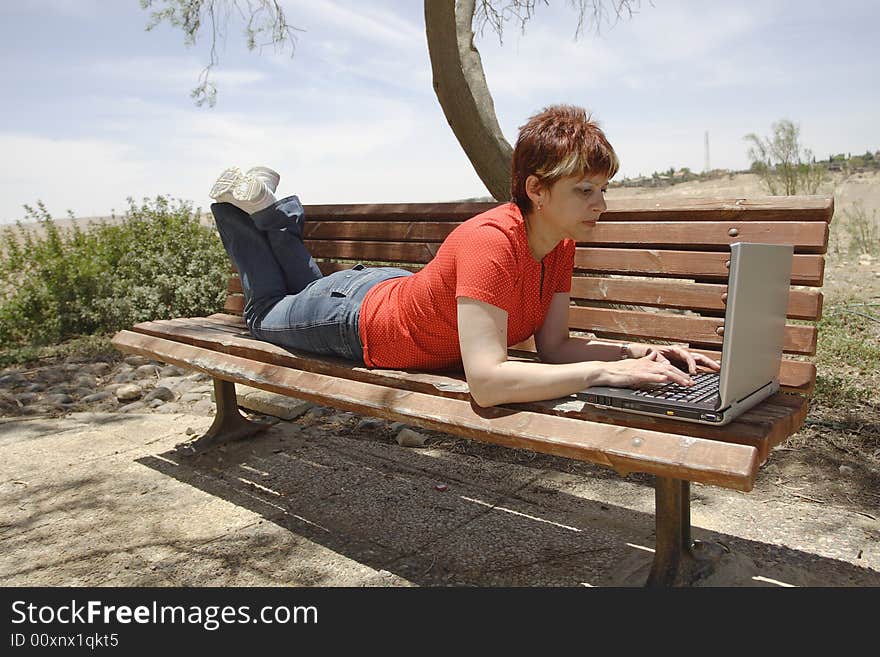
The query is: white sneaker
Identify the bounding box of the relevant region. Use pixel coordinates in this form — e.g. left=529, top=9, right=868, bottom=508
left=209, top=166, right=276, bottom=214
left=245, top=166, right=280, bottom=193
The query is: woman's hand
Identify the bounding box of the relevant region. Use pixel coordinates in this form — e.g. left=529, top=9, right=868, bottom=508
left=626, top=342, right=721, bottom=375
left=596, top=350, right=697, bottom=389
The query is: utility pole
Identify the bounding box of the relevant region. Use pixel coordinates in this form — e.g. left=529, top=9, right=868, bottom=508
left=704, top=130, right=710, bottom=173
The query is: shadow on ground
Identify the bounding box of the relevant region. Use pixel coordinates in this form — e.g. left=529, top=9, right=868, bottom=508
left=133, top=422, right=880, bottom=587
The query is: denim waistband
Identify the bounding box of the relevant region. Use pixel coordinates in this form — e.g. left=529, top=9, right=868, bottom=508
left=343, top=265, right=412, bottom=364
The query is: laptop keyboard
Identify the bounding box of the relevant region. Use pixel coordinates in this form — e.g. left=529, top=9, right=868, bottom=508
left=632, top=372, right=720, bottom=404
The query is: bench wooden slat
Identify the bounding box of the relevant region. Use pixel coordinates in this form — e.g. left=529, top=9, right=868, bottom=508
left=570, top=307, right=817, bottom=355
left=297, top=242, right=824, bottom=286
left=226, top=273, right=823, bottom=320
left=111, top=329, right=763, bottom=490
left=571, top=278, right=823, bottom=321
left=575, top=249, right=824, bottom=286
left=126, top=316, right=808, bottom=460
left=301, top=196, right=833, bottom=223
left=300, top=220, right=827, bottom=252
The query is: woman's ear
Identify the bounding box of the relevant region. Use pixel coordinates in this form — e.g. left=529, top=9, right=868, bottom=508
left=525, top=175, right=544, bottom=209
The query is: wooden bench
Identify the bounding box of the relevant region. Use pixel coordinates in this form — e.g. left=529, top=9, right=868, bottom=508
left=111, top=195, right=833, bottom=586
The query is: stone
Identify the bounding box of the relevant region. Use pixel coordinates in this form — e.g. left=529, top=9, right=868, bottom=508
left=114, top=371, right=136, bottom=384
left=81, top=391, right=114, bottom=404
left=187, top=371, right=211, bottom=382
left=73, top=375, right=97, bottom=389
left=396, top=428, right=428, bottom=448
left=389, top=422, right=409, bottom=432
left=153, top=402, right=182, bottom=414
left=839, top=465, right=855, bottom=476
left=179, top=392, right=207, bottom=403
left=23, top=383, right=44, bottom=393
left=355, top=417, right=386, bottom=432
left=15, top=392, right=40, bottom=405
left=188, top=384, right=213, bottom=395
left=143, top=387, right=175, bottom=403
left=156, top=372, right=184, bottom=390
left=148, top=399, right=165, bottom=408
left=46, top=384, right=75, bottom=395
left=45, top=393, right=74, bottom=405
left=160, top=365, right=184, bottom=377
left=85, top=362, right=112, bottom=376
left=73, top=387, right=96, bottom=398
left=169, top=379, right=195, bottom=394
left=0, top=373, right=26, bottom=388
left=115, top=384, right=142, bottom=402
left=192, top=399, right=215, bottom=414
left=118, top=401, right=148, bottom=413
left=123, top=355, right=152, bottom=367
left=135, top=364, right=161, bottom=379
left=234, top=385, right=311, bottom=421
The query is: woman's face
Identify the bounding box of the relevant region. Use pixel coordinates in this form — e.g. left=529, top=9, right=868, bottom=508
left=532, top=172, right=609, bottom=241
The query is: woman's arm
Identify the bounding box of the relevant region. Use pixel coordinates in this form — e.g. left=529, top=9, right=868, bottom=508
left=536, top=292, right=721, bottom=373
left=457, top=296, right=694, bottom=408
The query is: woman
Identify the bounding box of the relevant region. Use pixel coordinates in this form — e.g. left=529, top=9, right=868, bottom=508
left=209, top=105, right=719, bottom=408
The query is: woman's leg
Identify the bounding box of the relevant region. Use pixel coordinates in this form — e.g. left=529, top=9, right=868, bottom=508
left=249, top=195, right=323, bottom=295
left=211, top=201, right=289, bottom=329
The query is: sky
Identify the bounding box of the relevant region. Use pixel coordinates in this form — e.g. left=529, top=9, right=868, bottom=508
left=0, top=0, right=878, bottom=223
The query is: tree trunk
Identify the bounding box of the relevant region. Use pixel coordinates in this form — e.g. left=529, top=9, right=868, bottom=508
left=425, top=0, right=513, bottom=201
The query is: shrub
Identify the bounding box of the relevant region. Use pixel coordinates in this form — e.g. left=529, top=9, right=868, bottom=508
left=0, top=197, right=229, bottom=348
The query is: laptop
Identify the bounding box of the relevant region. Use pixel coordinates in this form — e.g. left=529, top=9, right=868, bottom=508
left=582, top=242, right=794, bottom=426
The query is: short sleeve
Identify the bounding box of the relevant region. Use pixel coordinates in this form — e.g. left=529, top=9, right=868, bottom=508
left=454, top=225, right=517, bottom=312
left=553, top=239, right=576, bottom=293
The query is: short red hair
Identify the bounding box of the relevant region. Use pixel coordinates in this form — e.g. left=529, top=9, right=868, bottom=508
left=511, top=105, right=619, bottom=213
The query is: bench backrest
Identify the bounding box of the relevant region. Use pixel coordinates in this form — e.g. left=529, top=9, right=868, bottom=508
left=223, top=196, right=833, bottom=394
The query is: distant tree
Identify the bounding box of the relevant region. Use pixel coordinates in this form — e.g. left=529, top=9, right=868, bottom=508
left=744, top=119, right=827, bottom=195
left=139, top=0, right=643, bottom=201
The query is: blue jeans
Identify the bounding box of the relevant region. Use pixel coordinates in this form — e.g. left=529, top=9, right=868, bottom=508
left=211, top=197, right=412, bottom=364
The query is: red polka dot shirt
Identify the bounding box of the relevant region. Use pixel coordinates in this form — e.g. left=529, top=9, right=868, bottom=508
left=358, top=202, right=575, bottom=370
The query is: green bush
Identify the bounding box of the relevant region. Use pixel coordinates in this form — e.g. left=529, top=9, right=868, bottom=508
left=0, top=197, right=229, bottom=349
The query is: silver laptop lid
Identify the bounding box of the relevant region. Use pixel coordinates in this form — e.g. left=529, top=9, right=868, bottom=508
left=717, top=242, right=793, bottom=407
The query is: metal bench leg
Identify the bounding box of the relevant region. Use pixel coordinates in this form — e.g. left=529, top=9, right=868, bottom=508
left=179, top=378, right=270, bottom=454
left=646, top=477, right=728, bottom=587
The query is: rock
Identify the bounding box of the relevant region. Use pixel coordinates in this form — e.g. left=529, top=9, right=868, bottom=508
left=188, top=384, right=213, bottom=395
left=73, top=387, right=96, bottom=398
left=234, top=385, right=311, bottom=421
left=179, top=392, right=207, bottom=403
left=114, top=371, right=136, bottom=384
left=63, top=363, right=82, bottom=373
left=168, top=379, right=195, bottom=394
left=143, top=387, right=175, bottom=403
left=185, top=427, right=197, bottom=435
left=153, top=402, right=182, bottom=414
left=118, top=401, right=147, bottom=413
left=389, top=422, right=409, bottom=432
left=21, top=405, right=51, bottom=416
left=192, top=399, right=215, bottom=414
left=156, top=376, right=183, bottom=388
left=46, top=384, right=75, bottom=395
left=187, top=371, right=211, bottom=382
left=160, top=365, right=184, bottom=377
left=135, top=364, right=161, bottom=379
left=355, top=417, right=386, bottom=432
left=115, top=384, right=142, bottom=402
left=123, top=355, right=152, bottom=367
left=85, top=362, right=112, bottom=376
left=73, top=374, right=98, bottom=389
left=81, top=391, right=115, bottom=404
left=396, top=428, right=428, bottom=448
left=304, top=406, right=333, bottom=420
left=839, top=465, right=855, bottom=476
left=15, top=392, right=40, bottom=405
left=148, top=399, right=166, bottom=408
left=0, top=373, right=26, bottom=388
left=45, top=393, right=74, bottom=405
left=23, top=383, right=44, bottom=393
left=334, top=411, right=357, bottom=423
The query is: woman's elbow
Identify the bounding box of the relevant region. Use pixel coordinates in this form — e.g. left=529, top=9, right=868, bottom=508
left=465, top=371, right=501, bottom=408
